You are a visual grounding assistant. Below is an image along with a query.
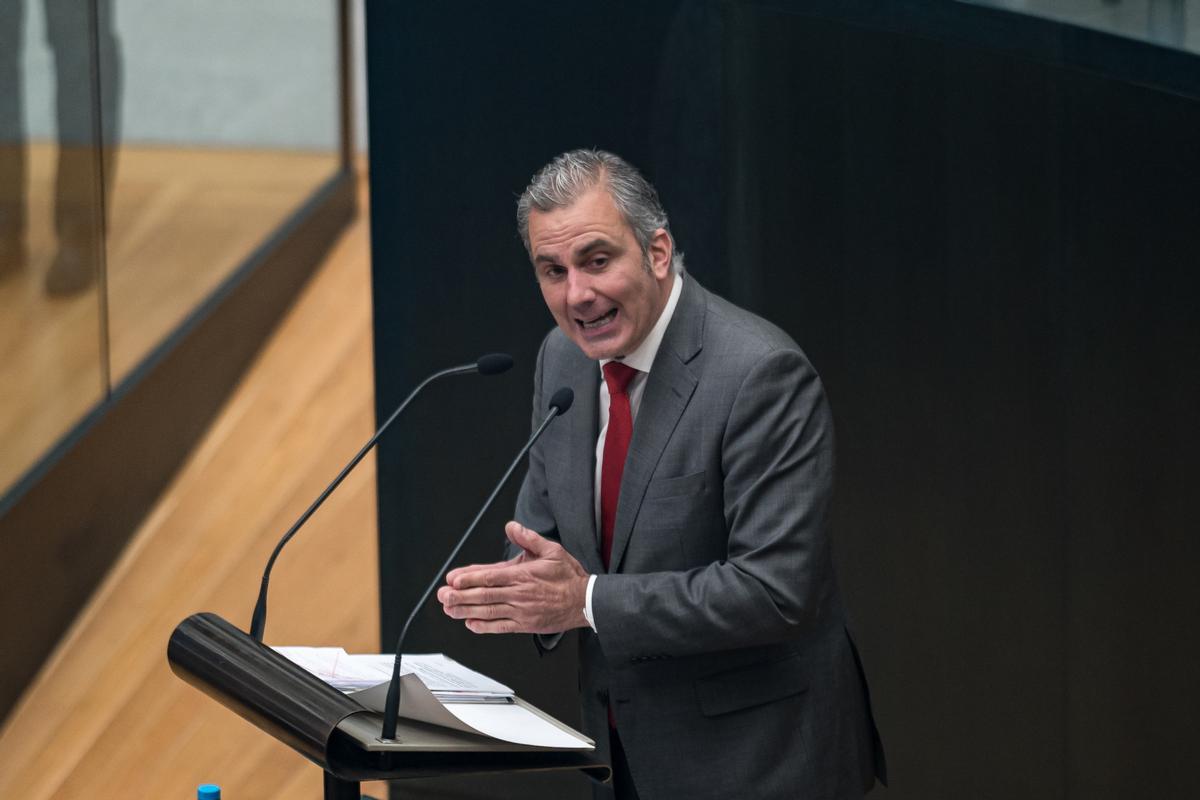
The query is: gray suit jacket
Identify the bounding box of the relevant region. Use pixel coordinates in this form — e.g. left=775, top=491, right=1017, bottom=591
left=511, top=277, right=885, bottom=799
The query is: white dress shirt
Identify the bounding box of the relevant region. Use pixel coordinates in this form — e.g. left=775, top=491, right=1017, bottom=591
left=582, top=273, right=684, bottom=631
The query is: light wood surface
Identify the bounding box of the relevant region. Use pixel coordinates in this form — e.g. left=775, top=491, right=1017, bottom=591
left=0, top=143, right=338, bottom=498
left=0, top=171, right=388, bottom=799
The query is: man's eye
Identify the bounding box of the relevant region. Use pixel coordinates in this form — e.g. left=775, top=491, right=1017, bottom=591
left=589, top=257, right=608, bottom=268
left=543, top=266, right=565, bottom=279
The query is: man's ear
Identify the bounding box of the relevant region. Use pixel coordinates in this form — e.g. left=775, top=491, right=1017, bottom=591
left=648, top=227, right=673, bottom=280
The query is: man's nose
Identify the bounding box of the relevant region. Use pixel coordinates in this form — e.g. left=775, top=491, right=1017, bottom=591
left=565, top=271, right=595, bottom=306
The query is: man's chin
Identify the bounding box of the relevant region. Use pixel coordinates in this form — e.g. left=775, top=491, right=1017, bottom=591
left=573, top=336, right=624, bottom=362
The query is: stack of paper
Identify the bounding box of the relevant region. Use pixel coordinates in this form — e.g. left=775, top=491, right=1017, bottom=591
left=274, top=647, right=513, bottom=703
left=275, top=647, right=593, bottom=750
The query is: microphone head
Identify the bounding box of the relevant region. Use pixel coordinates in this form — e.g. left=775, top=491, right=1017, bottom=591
left=548, top=387, right=574, bottom=416
left=476, top=353, right=514, bottom=375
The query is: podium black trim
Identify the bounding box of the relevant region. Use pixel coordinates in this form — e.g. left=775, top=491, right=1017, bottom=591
left=167, top=613, right=610, bottom=797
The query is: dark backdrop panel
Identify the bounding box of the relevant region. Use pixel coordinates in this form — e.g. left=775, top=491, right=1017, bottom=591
left=728, top=6, right=1200, bottom=800
left=1058, top=71, right=1200, bottom=796
left=730, top=13, right=1068, bottom=796
left=368, top=2, right=1200, bottom=798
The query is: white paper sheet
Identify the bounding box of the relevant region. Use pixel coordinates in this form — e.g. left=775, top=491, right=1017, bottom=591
left=275, top=647, right=592, bottom=749
left=274, top=648, right=512, bottom=697
left=443, top=702, right=594, bottom=750
left=348, top=675, right=591, bottom=749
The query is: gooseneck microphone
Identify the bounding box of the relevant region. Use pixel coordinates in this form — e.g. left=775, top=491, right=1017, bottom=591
left=380, top=387, right=574, bottom=741
left=248, top=353, right=514, bottom=642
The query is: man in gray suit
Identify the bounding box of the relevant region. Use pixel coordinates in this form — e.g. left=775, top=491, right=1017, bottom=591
left=438, top=150, right=885, bottom=799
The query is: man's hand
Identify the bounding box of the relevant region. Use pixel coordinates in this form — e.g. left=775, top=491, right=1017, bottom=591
left=437, top=522, right=590, bottom=634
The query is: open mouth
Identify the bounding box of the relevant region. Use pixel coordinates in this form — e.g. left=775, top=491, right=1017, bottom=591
left=579, top=308, right=617, bottom=330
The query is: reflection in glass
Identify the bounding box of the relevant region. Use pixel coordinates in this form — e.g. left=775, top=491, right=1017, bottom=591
left=0, top=0, right=108, bottom=495
left=103, top=1, right=341, bottom=382
left=1, top=1, right=343, bottom=500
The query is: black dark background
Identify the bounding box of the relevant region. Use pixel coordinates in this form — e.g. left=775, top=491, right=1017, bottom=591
left=366, top=2, right=1200, bottom=797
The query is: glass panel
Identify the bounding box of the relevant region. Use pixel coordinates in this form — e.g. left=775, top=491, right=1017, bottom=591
left=0, top=0, right=107, bottom=495
left=102, top=0, right=341, bottom=382
left=959, top=0, right=1200, bottom=52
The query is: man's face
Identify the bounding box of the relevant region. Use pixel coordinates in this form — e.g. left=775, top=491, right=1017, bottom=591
left=528, top=186, right=674, bottom=361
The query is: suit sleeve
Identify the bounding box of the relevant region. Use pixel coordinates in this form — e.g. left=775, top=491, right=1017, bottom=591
left=509, top=333, right=566, bottom=653
left=591, top=347, right=836, bottom=664
left=508, top=332, right=561, bottom=560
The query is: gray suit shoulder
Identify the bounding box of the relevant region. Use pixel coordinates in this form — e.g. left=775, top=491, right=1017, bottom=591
left=699, top=284, right=812, bottom=368
left=539, top=325, right=593, bottom=373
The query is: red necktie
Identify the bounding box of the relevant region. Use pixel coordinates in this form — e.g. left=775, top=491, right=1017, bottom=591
left=600, top=361, right=639, bottom=570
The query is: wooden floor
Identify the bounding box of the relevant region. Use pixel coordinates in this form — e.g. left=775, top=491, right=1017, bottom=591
left=0, top=171, right=389, bottom=799
left=0, top=143, right=338, bottom=497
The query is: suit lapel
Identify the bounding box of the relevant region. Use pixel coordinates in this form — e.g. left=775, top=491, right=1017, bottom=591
left=609, top=278, right=706, bottom=573
left=560, top=355, right=604, bottom=575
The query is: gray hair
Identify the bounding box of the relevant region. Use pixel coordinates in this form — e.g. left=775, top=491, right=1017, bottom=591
left=517, top=149, right=684, bottom=275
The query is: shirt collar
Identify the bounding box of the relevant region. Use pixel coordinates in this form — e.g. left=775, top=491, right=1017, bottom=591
left=600, top=272, right=684, bottom=376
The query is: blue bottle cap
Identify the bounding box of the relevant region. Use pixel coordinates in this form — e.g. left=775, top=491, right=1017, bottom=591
left=198, top=784, right=221, bottom=800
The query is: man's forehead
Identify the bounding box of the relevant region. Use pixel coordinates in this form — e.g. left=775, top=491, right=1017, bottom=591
left=528, top=189, right=632, bottom=257
left=530, top=187, right=620, bottom=225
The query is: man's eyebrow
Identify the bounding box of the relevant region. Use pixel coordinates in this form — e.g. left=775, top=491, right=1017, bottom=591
left=574, top=238, right=617, bottom=258
left=533, top=237, right=620, bottom=265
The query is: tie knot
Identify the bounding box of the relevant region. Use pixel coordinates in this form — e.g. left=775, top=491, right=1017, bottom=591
left=603, top=361, right=640, bottom=396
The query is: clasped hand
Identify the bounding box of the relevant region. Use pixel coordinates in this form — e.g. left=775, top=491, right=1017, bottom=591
left=437, top=521, right=590, bottom=634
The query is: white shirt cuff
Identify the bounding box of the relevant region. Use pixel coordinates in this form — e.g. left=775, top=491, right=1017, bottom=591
left=583, top=574, right=598, bottom=632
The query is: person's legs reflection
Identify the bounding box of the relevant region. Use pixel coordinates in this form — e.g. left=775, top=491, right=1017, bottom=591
left=43, top=0, right=121, bottom=296
left=0, top=0, right=27, bottom=277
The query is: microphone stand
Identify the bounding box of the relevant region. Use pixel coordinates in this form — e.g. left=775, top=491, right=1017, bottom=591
left=249, top=355, right=512, bottom=642
left=379, top=388, right=573, bottom=741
